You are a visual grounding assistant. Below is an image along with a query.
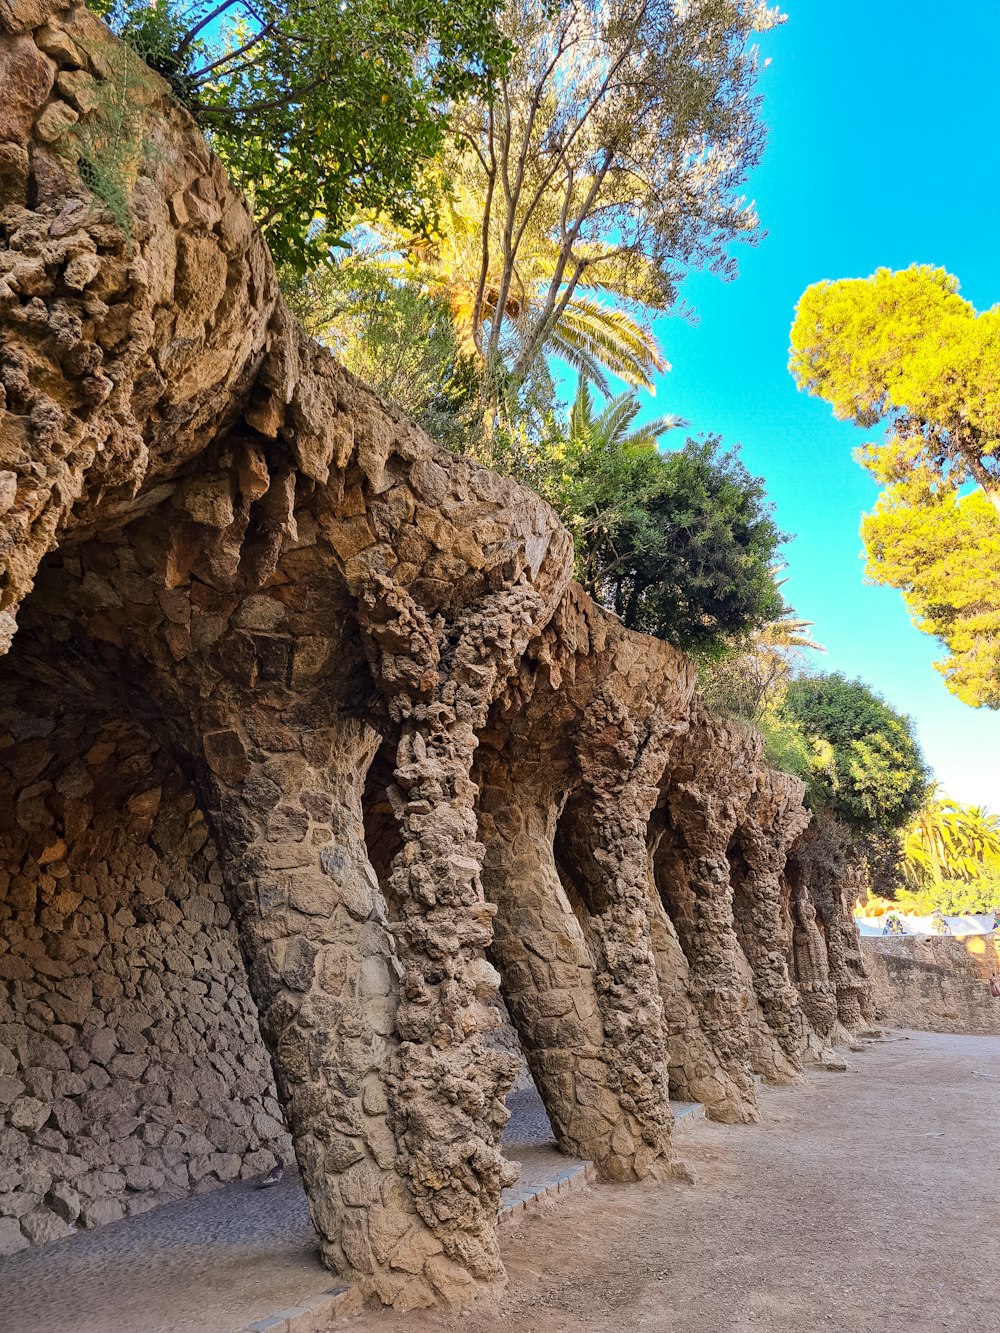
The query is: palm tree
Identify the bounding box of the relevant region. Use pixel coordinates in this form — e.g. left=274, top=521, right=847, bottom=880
left=384, top=176, right=669, bottom=401
left=555, top=378, right=684, bottom=587
left=902, top=786, right=1000, bottom=886
left=752, top=572, right=825, bottom=657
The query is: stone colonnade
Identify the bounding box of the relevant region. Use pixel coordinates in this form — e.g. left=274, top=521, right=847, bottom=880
left=0, top=0, right=874, bottom=1301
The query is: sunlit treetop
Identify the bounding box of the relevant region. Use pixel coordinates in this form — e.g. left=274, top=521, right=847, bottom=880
left=90, top=0, right=512, bottom=273
left=789, top=264, right=1000, bottom=517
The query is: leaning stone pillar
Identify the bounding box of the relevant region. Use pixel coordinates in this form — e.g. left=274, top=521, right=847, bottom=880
left=477, top=772, right=654, bottom=1179
left=651, top=801, right=759, bottom=1109
left=792, top=820, right=876, bottom=1032
left=644, top=882, right=759, bottom=1123
left=730, top=800, right=810, bottom=1069
left=548, top=693, right=677, bottom=1180
left=787, top=867, right=840, bottom=1038
left=354, top=577, right=556, bottom=1303
left=197, top=709, right=453, bottom=1309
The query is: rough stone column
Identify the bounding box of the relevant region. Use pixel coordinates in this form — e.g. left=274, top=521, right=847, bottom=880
left=353, top=577, right=559, bottom=1301
left=787, top=867, right=840, bottom=1037
left=644, top=881, right=754, bottom=1122
left=729, top=785, right=811, bottom=1069
left=788, top=819, right=876, bottom=1033
left=548, top=693, right=678, bottom=1180
left=478, top=772, right=652, bottom=1179
left=192, top=712, right=455, bottom=1307
left=651, top=795, right=759, bottom=1113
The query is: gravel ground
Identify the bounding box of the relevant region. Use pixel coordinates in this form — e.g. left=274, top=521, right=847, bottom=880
left=354, top=1031, right=1000, bottom=1333
left=5, top=1031, right=998, bottom=1333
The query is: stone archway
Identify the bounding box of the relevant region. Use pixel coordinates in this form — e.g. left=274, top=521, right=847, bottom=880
left=0, top=0, right=877, bottom=1304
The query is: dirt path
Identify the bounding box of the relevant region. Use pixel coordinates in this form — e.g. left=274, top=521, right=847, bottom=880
left=353, top=1031, right=1000, bottom=1333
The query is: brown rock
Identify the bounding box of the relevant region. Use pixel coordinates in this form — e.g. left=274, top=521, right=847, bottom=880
left=0, top=37, right=53, bottom=139
left=34, top=99, right=78, bottom=144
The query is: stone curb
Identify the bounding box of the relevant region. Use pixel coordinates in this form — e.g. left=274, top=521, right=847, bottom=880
left=671, top=1101, right=706, bottom=1135
left=232, top=1116, right=709, bottom=1329
left=498, top=1159, right=596, bottom=1225
left=235, top=1283, right=364, bottom=1333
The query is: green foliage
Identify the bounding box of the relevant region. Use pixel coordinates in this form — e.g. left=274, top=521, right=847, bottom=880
left=756, top=712, right=830, bottom=809
left=894, top=872, right=1000, bottom=917
left=408, top=0, right=781, bottom=419
left=90, top=0, right=510, bottom=273
left=900, top=784, right=1000, bottom=886
left=283, top=249, right=480, bottom=451
left=594, top=438, right=785, bottom=654
left=70, top=37, right=157, bottom=237
left=526, top=381, right=784, bottom=655
left=789, top=264, right=1000, bottom=707
left=862, top=479, right=1000, bottom=708
left=778, top=673, right=929, bottom=833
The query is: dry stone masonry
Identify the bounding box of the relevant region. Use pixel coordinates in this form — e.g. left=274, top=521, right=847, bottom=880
left=0, top=0, right=875, bottom=1305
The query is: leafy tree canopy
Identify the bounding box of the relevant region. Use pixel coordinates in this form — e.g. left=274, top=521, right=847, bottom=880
left=542, top=383, right=785, bottom=655
left=778, top=673, right=929, bottom=833
left=862, top=477, right=1000, bottom=708
left=900, top=784, right=1000, bottom=888
left=90, top=0, right=511, bottom=272
left=789, top=265, right=1000, bottom=515
left=790, top=265, right=1000, bottom=708
left=440, top=0, right=782, bottom=414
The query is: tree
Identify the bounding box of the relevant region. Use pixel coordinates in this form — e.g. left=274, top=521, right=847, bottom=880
left=789, top=265, right=1000, bottom=517
left=391, top=177, right=669, bottom=400
left=778, top=673, right=928, bottom=833
left=566, top=420, right=785, bottom=655
left=789, top=265, right=1000, bottom=707
left=861, top=478, right=1000, bottom=709
left=546, top=378, right=683, bottom=564
left=90, top=0, right=511, bottom=272
left=441, top=0, right=781, bottom=414
left=901, top=784, right=1000, bottom=887
left=283, top=251, right=479, bottom=450
left=698, top=574, right=824, bottom=723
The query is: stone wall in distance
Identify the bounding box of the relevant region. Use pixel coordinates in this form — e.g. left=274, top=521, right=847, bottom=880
left=862, top=934, right=1000, bottom=1036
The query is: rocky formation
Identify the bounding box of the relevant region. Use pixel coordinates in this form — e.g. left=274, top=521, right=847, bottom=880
left=0, top=0, right=874, bottom=1306
left=0, top=698, right=291, bottom=1256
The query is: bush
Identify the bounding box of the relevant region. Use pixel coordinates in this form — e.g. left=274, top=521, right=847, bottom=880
left=894, top=872, right=1000, bottom=917
left=778, top=673, right=929, bottom=833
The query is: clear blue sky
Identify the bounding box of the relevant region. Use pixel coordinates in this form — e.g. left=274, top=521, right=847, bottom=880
left=638, top=1, right=1000, bottom=809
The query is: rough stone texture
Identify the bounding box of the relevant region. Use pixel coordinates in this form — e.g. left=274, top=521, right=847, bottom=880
left=786, top=815, right=876, bottom=1035
left=863, top=934, right=1000, bottom=1035
left=0, top=696, right=292, bottom=1245
left=0, top=0, right=873, bottom=1308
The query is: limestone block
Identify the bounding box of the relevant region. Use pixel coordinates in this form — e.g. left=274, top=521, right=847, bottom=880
left=46, top=1181, right=80, bottom=1222
left=80, top=1196, right=124, bottom=1228
left=0, top=1216, right=29, bottom=1256
left=20, top=1206, right=67, bottom=1245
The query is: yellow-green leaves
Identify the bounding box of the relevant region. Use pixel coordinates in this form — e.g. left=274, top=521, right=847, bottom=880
left=790, top=264, right=1000, bottom=709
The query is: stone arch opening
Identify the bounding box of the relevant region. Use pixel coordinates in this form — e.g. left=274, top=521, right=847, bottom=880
left=0, top=642, right=291, bottom=1250
left=551, top=791, right=605, bottom=956
left=726, top=831, right=755, bottom=960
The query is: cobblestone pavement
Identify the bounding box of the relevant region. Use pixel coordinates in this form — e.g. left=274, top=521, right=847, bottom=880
left=0, top=1085, right=568, bottom=1333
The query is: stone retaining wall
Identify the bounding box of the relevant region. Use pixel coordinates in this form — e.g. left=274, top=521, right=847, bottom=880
left=0, top=698, right=290, bottom=1256
left=862, top=934, right=1000, bottom=1036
